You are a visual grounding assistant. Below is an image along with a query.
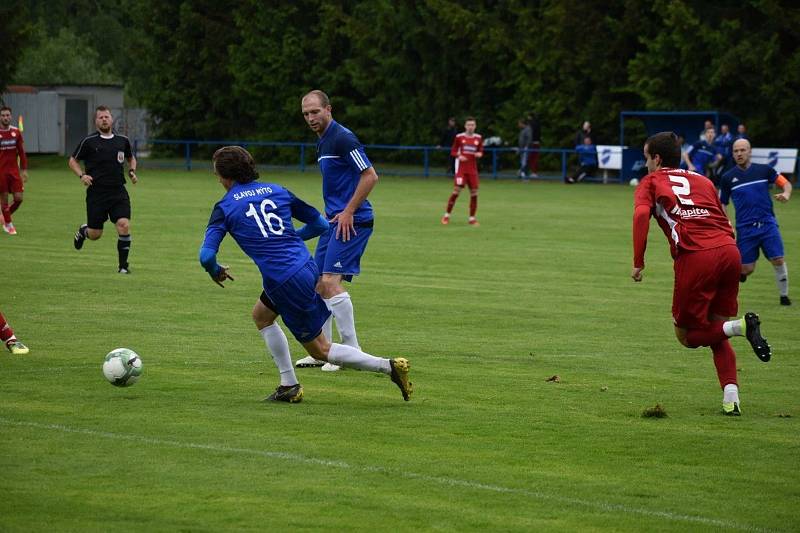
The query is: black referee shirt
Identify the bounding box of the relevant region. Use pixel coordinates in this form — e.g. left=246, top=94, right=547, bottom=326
left=72, top=132, right=133, bottom=190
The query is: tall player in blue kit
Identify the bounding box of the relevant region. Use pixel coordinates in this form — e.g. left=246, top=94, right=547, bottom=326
left=720, top=138, right=793, bottom=305
left=199, top=146, right=412, bottom=402
left=295, top=90, right=379, bottom=371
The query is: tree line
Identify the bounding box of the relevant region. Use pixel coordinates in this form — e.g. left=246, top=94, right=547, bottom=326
left=5, top=0, right=800, bottom=147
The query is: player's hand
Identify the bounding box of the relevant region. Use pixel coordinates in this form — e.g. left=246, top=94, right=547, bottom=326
left=631, top=267, right=644, bottom=282
left=458, top=155, right=468, bottom=162
left=475, top=152, right=483, bottom=159
left=129, top=171, right=138, bottom=184
left=212, top=265, right=235, bottom=288
left=21, top=170, right=28, bottom=183
left=330, top=211, right=356, bottom=242
left=774, top=192, right=790, bottom=203
left=688, top=165, right=696, bottom=172
left=80, top=174, right=93, bottom=187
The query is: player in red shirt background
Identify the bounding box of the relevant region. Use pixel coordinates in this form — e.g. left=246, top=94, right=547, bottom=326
left=0, top=106, right=29, bottom=235
left=631, top=131, right=772, bottom=416
left=441, top=117, right=483, bottom=226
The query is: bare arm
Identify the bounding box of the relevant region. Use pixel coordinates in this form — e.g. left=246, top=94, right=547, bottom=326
left=682, top=151, right=695, bottom=171
left=774, top=175, right=792, bottom=202
left=330, top=166, right=379, bottom=242
left=68, top=157, right=93, bottom=187
left=127, top=156, right=138, bottom=184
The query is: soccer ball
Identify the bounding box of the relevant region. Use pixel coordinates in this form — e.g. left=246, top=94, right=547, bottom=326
left=102, top=348, right=143, bottom=387
left=629, top=178, right=639, bottom=186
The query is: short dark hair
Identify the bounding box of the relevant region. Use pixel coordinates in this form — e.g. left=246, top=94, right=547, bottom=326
left=95, top=105, right=111, bottom=116
left=0, top=106, right=11, bottom=114
left=213, top=146, right=259, bottom=184
left=644, top=131, right=681, bottom=168
left=302, top=90, right=330, bottom=108
left=465, top=116, right=476, bottom=123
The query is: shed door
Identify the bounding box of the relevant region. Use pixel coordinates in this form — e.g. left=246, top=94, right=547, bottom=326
left=65, top=99, right=89, bottom=155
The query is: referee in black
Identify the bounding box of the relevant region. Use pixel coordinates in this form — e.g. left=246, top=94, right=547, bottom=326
left=68, top=105, right=138, bottom=273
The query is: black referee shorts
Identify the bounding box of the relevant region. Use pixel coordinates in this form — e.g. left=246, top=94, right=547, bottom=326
left=86, top=187, right=131, bottom=230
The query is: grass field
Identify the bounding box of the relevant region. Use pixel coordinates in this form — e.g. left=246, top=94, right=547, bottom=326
left=1, top=159, right=798, bottom=532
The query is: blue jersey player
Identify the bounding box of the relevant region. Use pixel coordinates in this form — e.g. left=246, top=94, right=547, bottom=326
left=199, top=146, right=411, bottom=402
left=720, top=139, right=793, bottom=305
left=683, top=126, right=723, bottom=178
left=297, top=90, right=379, bottom=371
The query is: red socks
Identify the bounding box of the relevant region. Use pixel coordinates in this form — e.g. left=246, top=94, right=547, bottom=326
left=469, top=195, right=477, bottom=217
left=446, top=192, right=458, bottom=214
left=0, top=312, right=14, bottom=343
left=711, top=339, right=738, bottom=389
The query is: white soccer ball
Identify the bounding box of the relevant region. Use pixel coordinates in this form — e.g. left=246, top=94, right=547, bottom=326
left=629, top=178, right=639, bottom=187
left=102, top=348, right=143, bottom=387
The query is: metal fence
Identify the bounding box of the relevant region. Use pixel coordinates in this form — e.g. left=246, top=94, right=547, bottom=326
left=132, top=139, right=590, bottom=182
left=132, top=138, right=800, bottom=183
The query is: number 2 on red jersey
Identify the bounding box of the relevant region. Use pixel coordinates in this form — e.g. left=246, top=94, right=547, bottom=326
left=669, top=174, right=694, bottom=205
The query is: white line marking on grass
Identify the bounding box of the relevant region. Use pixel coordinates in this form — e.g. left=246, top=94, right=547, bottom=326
left=0, top=417, right=775, bottom=532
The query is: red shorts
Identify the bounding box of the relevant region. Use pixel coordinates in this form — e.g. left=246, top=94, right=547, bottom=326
left=672, top=245, right=740, bottom=329
left=0, top=171, right=23, bottom=194
left=454, top=171, right=479, bottom=190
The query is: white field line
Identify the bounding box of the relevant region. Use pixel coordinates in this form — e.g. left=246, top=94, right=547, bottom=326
left=0, top=417, right=775, bottom=533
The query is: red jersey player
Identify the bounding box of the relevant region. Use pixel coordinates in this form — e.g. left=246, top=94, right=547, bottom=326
left=0, top=106, right=28, bottom=235
left=441, top=117, right=483, bottom=226
left=631, top=131, right=771, bottom=416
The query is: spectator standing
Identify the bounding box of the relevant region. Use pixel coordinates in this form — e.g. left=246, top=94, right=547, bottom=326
left=574, top=120, right=593, bottom=146
left=734, top=123, right=749, bottom=142
left=517, top=118, right=532, bottom=180
left=715, top=123, right=734, bottom=171
left=527, top=112, right=541, bottom=178
left=438, top=117, right=458, bottom=175
left=699, top=119, right=714, bottom=140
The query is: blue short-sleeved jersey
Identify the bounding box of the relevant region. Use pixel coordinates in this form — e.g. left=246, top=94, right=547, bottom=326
left=687, top=140, right=718, bottom=172
left=575, top=144, right=597, bottom=166
left=714, top=132, right=733, bottom=160
left=719, top=163, right=779, bottom=227
left=202, top=181, right=322, bottom=288
left=316, top=120, right=373, bottom=223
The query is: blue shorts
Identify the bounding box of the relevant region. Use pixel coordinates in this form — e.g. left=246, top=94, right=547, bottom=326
left=262, top=261, right=331, bottom=343
left=737, top=222, right=784, bottom=264
left=314, top=221, right=373, bottom=283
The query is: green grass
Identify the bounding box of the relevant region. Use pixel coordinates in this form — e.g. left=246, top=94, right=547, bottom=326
left=1, top=162, right=798, bottom=532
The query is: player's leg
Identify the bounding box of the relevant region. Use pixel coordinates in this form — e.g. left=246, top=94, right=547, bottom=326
left=2, top=176, right=23, bottom=234
left=443, top=176, right=465, bottom=224
left=111, top=191, right=132, bottom=273
left=0, top=176, right=13, bottom=233
left=763, top=225, right=789, bottom=304
left=0, top=311, right=29, bottom=354
left=9, top=190, right=23, bottom=214
left=302, top=334, right=412, bottom=401
left=316, top=226, right=373, bottom=361
left=75, top=193, right=106, bottom=249
left=468, top=175, right=479, bottom=225
left=737, top=227, right=760, bottom=282
left=252, top=294, right=302, bottom=403
left=296, top=233, right=334, bottom=368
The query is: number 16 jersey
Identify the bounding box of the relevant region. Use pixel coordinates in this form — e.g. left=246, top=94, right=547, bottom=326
left=634, top=167, right=735, bottom=261
left=202, top=181, right=322, bottom=289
